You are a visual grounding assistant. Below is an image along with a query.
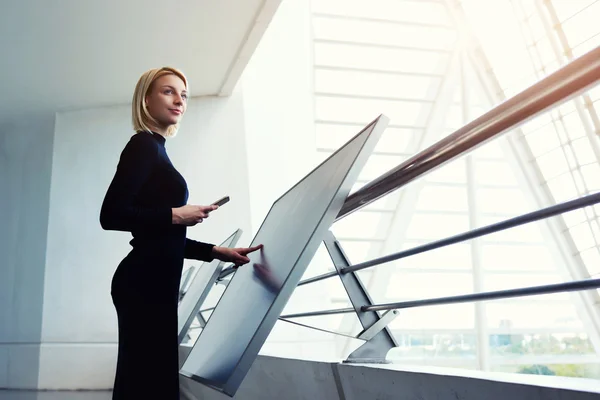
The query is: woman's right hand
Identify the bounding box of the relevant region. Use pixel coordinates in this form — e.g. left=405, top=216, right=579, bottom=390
left=172, top=204, right=218, bottom=226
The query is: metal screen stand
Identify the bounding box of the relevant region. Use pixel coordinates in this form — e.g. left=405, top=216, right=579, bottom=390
left=323, top=231, right=398, bottom=363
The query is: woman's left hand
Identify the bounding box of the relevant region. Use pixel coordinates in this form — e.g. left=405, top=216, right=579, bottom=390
left=212, top=244, right=263, bottom=266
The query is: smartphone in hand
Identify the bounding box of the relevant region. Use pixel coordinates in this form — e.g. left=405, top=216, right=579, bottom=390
left=212, top=196, right=230, bottom=207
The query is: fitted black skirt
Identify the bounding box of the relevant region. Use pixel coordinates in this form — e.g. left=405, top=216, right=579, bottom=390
left=110, top=249, right=183, bottom=400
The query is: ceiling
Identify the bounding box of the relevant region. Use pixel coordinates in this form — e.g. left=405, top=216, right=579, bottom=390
left=0, top=0, right=280, bottom=122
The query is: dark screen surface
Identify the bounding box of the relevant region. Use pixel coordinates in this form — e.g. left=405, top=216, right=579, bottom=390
left=180, top=115, right=389, bottom=396
left=177, top=229, right=242, bottom=344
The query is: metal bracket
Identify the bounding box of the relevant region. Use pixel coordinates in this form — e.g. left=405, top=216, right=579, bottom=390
left=196, top=312, right=207, bottom=328
left=323, top=231, right=398, bottom=363
left=180, top=310, right=208, bottom=344
left=356, top=309, right=399, bottom=341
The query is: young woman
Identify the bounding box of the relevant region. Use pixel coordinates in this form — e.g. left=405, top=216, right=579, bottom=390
left=100, top=66, right=261, bottom=399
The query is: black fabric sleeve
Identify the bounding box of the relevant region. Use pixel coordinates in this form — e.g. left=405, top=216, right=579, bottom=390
left=100, top=134, right=172, bottom=232
left=184, top=239, right=215, bottom=262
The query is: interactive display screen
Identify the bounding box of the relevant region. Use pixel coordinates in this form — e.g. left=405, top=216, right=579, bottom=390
left=180, top=115, right=388, bottom=396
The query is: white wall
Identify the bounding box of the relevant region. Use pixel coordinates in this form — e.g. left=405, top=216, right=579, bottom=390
left=0, top=115, right=55, bottom=389
left=39, top=92, right=252, bottom=390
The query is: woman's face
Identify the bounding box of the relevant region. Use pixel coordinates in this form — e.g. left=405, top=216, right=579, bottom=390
left=145, top=74, right=187, bottom=132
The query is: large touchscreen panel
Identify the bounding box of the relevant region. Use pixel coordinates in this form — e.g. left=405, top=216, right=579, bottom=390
left=180, top=115, right=388, bottom=396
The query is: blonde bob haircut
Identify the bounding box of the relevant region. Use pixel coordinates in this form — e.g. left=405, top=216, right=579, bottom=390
left=132, top=66, right=188, bottom=137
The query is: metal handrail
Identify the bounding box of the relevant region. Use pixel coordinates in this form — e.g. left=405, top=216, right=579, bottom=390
left=281, top=278, right=600, bottom=319
left=336, top=45, right=600, bottom=220
left=364, top=278, right=600, bottom=312
left=298, top=191, right=600, bottom=286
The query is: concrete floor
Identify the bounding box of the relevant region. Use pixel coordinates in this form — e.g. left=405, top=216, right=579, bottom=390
left=0, top=391, right=112, bottom=400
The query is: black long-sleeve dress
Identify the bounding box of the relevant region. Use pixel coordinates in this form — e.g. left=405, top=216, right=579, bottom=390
left=100, top=130, right=215, bottom=400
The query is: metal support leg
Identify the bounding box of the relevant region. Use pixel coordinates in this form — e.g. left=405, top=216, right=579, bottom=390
left=181, top=311, right=208, bottom=344
left=323, top=231, right=398, bottom=363
left=196, top=312, right=207, bottom=328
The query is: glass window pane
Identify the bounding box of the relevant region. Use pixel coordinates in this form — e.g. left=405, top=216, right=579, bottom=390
left=486, top=302, right=583, bottom=329
left=489, top=333, right=596, bottom=360
left=339, top=240, right=382, bottom=263
left=561, top=110, right=588, bottom=141
left=474, top=160, right=519, bottom=186
left=525, top=126, right=561, bottom=157
left=546, top=173, right=580, bottom=203
left=579, top=247, right=600, bottom=276
left=572, top=34, right=600, bottom=58
left=316, top=123, right=416, bottom=153
left=536, top=148, right=571, bottom=180
left=406, top=213, right=470, bottom=240
left=568, top=223, right=596, bottom=252
left=527, top=15, right=546, bottom=43
left=315, top=69, right=441, bottom=101
left=589, top=85, right=600, bottom=103
left=304, top=244, right=335, bottom=278
left=552, top=0, right=596, bottom=21
left=315, top=95, right=431, bottom=127
left=312, top=0, right=451, bottom=26
left=332, top=210, right=389, bottom=239
left=385, top=272, right=473, bottom=300
left=481, top=244, right=556, bottom=271
left=495, top=58, right=536, bottom=95
left=374, top=129, right=416, bottom=154
left=389, top=333, right=478, bottom=362
left=476, top=188, right=530, bottom=214
left=533, top=37, right=558, bottom=68
left=590, top=219, right=600, bottom=243
left=580, top=163, right=600, bottom=192
left=390, top=304, right=475, bottom=330
left=570, top=138, right=597, bottom=165
left=444, top=105, right=467, bottom=131
left=555, top=98, right=578, bottom=117
left=415, top=185, right=469, bottom=212
left=561, top=1, right=600, bottom=47
left=312, top=16, right=457, bottom=50
left=573, top=169, right=588, bottom=194
left=571, top=141, right=598, bottom=170
left=314, top=42, right=450, bottom=75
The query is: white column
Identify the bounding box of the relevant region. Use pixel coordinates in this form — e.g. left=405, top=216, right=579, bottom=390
left=461, top=49, right=490, bottom=371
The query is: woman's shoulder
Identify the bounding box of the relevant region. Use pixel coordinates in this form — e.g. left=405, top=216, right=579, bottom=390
left=130, top=130, right=156, bottom=143
left=119, top=131, right=162, bottom=159
left=127, top=131, right=161, bottom=149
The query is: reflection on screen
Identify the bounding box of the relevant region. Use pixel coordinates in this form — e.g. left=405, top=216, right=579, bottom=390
left=177, top=230, right=242, bottom=344
left=180, top=116, right=388, bottom=396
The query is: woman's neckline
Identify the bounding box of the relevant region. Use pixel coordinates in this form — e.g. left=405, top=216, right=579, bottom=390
left=148, top=131, right=166, bottom=146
